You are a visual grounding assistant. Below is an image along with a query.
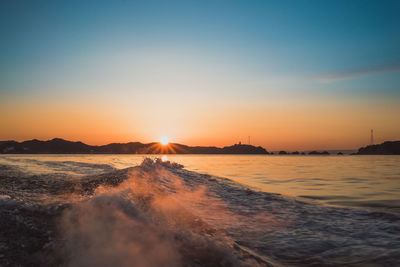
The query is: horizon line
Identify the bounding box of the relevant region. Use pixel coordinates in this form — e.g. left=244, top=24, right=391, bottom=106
left=1, top=137, right=388, bottom=152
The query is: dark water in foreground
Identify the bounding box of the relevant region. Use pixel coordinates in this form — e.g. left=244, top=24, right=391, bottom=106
left=0, top=155, right=399, bottom=266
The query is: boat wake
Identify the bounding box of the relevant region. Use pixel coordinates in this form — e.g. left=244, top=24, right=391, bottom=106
left=0, top=158, right=399, bottom=266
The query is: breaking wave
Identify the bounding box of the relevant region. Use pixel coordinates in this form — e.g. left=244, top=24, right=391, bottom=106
left=0, top=158, right=399, bottom=266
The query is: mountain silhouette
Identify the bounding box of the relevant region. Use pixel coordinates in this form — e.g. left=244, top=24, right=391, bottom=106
left=0, top=138, right=269, bottom=154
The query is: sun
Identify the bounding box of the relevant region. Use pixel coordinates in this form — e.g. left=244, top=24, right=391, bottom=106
left=159, top=136, right=170, bottom=145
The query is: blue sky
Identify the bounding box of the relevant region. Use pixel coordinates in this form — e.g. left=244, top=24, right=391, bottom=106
left=1, top=0, right=399, bottom=149
left=2, top=0, right=400, bottom=92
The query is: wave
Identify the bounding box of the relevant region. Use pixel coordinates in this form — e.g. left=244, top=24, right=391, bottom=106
left=0, top=158, right=399, bottom=266
left=0, top=156, right=116, bottom=176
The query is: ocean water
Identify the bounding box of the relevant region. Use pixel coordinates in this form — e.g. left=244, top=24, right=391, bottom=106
left=1, top=154, right=399, bottom=210
left=0, top=154, right=399, bottom=266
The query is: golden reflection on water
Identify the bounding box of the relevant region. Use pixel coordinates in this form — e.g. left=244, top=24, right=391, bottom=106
left=1, top=154, right=399, bottom=208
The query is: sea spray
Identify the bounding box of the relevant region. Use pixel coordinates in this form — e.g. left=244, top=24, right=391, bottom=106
left=1, top=157, right=399, bottom=266
left=58, top=159, right=264, bottom=267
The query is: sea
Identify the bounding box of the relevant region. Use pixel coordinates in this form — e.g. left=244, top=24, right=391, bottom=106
left=0, top=154, right=399, bottom=266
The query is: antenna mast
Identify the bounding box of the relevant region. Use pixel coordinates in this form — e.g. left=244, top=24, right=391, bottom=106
left=370, top=129, right=374, bottom=145
left=248, top=136, right=250, bottom=145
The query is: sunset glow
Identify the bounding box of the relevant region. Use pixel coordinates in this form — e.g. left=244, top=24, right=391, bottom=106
left=1, top=2, right=399, bottom=266
left=0, top=0, right=399, bottom=150
left=159, top=137, right=170, bottom=146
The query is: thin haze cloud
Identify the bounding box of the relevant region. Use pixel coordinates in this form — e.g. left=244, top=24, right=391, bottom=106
left=315, top=61, right=400, bottom=83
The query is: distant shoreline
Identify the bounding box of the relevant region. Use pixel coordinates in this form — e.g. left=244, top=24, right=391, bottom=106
left=1, top=138, right=399, bottom=155
left=0, top=138, right=268, bottom=155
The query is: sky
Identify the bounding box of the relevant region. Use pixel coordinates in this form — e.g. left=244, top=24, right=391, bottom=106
left=1, top=0, right=399, bottom=150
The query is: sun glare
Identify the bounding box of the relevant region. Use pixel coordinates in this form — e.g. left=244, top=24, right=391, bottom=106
left=159, top=136, right=170, bottom=145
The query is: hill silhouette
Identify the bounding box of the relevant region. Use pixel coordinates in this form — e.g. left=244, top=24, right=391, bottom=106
left=357, top=141, right=400, bottom=155
left=0, top=138, right=269, bottom=154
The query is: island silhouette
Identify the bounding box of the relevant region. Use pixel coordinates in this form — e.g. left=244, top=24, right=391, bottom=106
left=0, top=138, right=269, bottom=154
left=356, top=141, right=400, bottom=155
left=1, top=138, right=399, bottom=155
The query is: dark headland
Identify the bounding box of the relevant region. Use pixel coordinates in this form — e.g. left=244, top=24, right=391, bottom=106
left=0, top=138, right=268, bottom=154
left=356, top=141, right=400, bottom=155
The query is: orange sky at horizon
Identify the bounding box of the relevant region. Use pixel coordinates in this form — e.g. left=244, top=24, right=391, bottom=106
left=1, top=1, right=400, bottom=152
left=1, top=94, right=399, bottom=151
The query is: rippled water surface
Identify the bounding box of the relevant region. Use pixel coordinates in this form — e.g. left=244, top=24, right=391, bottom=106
left=1, top=154, right=400, bottom=266
left=1, top=154, right=399, bottom=210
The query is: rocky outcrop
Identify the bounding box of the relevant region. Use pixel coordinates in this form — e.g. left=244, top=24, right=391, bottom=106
left=308, top=151, right=330, bottom=155
left=357, top=141, right=400, bottom=155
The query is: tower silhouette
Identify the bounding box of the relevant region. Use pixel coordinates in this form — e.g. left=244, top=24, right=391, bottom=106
left=370, top=129, right=374, bottom=145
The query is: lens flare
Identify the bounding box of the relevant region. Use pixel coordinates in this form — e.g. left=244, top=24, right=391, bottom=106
left=159, top=137, right=170, bottom=145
